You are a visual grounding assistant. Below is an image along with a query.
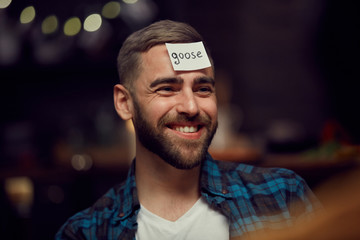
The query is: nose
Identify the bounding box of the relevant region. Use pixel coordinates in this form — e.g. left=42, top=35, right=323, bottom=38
left=176, top=90, right=200, bottom=117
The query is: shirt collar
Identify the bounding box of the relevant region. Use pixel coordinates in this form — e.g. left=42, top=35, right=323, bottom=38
left=114, top=153, right=234, bottom=221
left=113, top=160, right=140, bottom=223
left=200, top=153, right=233, bottom=199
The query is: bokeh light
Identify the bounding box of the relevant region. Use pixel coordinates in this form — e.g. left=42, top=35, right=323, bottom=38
left=71, top=154, right=93, bottom=171
left=20, top=6, right=36, bottom=24
left=0, top=0, right=12, bottom=9
left=41, top=15, right=58, bottom=34
left=84, top=13, right=102, bottom=32
left=5, top=176, right=34, bottom=217
left=63, top=17, right=82, bottom=36
left=102, top=1, right=121, bottom=19
left=123, top=0, right=138, bottom=4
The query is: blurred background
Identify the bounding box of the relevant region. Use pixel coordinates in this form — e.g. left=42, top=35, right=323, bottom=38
left=1, top=0, right=359, bottom=239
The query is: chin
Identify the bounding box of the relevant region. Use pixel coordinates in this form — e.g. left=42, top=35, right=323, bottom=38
left=161, top=148, right=207, bottom=170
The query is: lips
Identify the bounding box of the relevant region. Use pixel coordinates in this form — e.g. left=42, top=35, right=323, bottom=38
left=161, top=115, right=210, bottom=138
left=166, top=123, right=203, bottom=139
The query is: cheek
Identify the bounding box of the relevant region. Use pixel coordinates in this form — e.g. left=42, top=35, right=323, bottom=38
left=200, top=98, right=218, bottom=120
left=144, top=100, right=176, bottom=121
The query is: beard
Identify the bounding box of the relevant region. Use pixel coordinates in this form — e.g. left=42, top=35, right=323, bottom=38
left=132, top=98, right=217, bottom=169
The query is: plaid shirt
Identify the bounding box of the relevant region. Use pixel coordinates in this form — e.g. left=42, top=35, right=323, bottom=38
left=55, top=153, right=319, bottom=239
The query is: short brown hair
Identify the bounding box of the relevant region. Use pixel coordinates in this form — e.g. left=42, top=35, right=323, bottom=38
left=117, top=20, right=213, bottom=92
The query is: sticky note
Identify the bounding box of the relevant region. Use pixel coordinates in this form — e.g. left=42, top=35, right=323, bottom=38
left=165, top=42, right=211, bottom=71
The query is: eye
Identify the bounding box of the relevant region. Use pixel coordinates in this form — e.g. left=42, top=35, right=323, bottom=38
left=159, top=86, right=174, bottom=92
left=198, top=87, right=211, bottom=92
left=155, top=85, right=179, bottom=96
left=195, top=85, right=214, bottom=96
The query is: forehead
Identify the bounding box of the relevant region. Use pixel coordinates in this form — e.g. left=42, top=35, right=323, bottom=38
left=138, top=44, right=214, bottom=84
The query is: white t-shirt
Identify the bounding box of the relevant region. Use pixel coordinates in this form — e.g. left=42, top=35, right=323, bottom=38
left=135, top=197, right=229, bottom=240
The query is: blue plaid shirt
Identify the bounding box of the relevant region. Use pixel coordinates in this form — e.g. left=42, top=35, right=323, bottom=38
left=55, top=153, right=319, bottom=239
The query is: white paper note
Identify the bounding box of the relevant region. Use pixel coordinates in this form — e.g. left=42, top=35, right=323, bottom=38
left=165, top=42, right=211, bottom=71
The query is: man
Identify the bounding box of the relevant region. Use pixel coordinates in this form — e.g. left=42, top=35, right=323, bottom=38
left=56, top=20, right=320, bottom=239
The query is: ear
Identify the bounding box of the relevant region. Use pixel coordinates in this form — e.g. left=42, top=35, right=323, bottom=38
left=114, top=84, right=134, bottom=120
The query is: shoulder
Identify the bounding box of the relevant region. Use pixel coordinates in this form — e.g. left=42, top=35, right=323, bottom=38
left=208, top=157, right=321, bottom=229
left=216, top=158, right=301, bottom=180
left=213, top=159, right=308, bottom=195
left=55, top=182, right=126, bottom=239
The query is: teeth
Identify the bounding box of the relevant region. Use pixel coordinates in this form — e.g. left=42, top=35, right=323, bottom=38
left=175, top=126, right=198, bottom=133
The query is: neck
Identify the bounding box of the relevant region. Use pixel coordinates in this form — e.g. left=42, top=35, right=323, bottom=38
left=135, top=145, right=201, bottom=221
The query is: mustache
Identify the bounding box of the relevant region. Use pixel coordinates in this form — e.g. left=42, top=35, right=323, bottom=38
left=158, top=113, right=212, bottom=126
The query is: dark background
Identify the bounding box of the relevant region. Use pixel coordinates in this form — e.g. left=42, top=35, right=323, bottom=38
left=1, top=0, right=359, bottom=239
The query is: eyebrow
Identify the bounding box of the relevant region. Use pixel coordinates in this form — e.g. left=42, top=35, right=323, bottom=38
left=150, top=77, right=183, bottom=88
left=194, top=76, right=215, bottom=86
left=149, top=76, right=215, bottom=88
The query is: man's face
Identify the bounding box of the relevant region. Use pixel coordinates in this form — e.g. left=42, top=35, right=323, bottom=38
left=131, top=44, right=218, bottom=169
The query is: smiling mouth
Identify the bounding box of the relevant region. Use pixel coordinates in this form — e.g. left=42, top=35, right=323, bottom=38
left=175, top=125, right=199, bottom=133
left=167, top=124, right=201, bottom=133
